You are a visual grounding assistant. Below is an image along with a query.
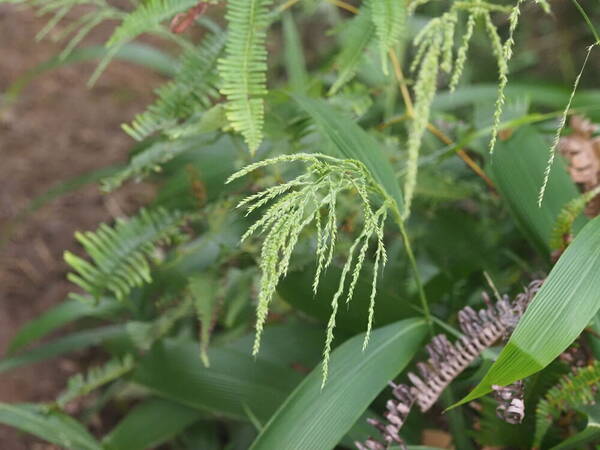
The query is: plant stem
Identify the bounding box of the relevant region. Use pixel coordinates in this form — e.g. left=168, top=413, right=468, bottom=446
left=390, top=203, right=433, bottom=335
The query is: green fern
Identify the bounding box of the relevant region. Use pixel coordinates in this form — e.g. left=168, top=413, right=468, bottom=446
left=218, top=0, right=274, bottom=154
left=123, top=33, right=226, bottom=141
left=370, top=0, right=406, bottom=75
left=550, top=186, right=600, bottom=251
left=65, top=208, right=187, bottom=301
left=533, top=361, right=600, bottom=448
left=227, top=153, right=389, bottom=383
left=55, top=355, right=135, bottom=409
left=328, top=6, right=375, bottom=96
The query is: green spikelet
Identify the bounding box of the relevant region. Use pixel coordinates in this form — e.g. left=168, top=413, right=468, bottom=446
left=64, top=208, right=187, bottom=301
left=370, top=0, right=407, bottom=75
left=218, top=0, right=274, bottom=154
left=56, top=355, right=135, bottom=409
left=449, top=10, right=478, bottom=91
left=227, top=154, right=390, bottom=383
left=533, top=361, right=600, bottom=448
left=403, top=15, right=448, bottom=218
left=538, top=43, right=597, bottom=207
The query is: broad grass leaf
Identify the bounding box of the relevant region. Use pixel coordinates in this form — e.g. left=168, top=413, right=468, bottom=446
left=7, top=298, right=122, bottom=354
left=132, top=323, right=325, bottom=422
left=455, top=215, right=600, bottom=406
left=0, top=404, right=101, bottom=450
left=489, top=126, right=582, bottom=254
left=102, top=398, right=202, bottom=450
left=250, top=318, right=426, bottom=450
left=0, top=325, right=127, bottom=374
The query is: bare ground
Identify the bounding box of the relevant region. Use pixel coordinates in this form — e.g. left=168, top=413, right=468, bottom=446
left=0, top=5, right=160, bottom=447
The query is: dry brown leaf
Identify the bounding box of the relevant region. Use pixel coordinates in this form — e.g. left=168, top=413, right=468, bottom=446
left=559, top=115, right=600, bottom=217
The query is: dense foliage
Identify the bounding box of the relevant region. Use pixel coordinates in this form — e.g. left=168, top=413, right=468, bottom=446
left=2, top=0, right=600, bottom=448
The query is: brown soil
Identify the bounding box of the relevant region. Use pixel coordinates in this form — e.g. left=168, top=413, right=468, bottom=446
left=0, top=5, right=161, bottom=448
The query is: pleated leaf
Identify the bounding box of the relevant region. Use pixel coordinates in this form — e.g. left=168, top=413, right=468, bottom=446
left=250, top=319, right=426, bottom=449
left=455, top=215, right=600, bottom=406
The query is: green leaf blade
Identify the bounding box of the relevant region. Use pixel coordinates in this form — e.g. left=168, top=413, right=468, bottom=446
left=0, top=404, right=101, bottom=450
left=456, top=215, right=600, bottom=406
left=250, top=318, right=426, bottom=449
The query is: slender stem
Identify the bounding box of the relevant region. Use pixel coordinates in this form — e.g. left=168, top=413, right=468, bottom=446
left=390, top=203, right=433, bottom=335
left=325, top=0, right=359, bottom=14
left=389, top=50, right=415, bottom=116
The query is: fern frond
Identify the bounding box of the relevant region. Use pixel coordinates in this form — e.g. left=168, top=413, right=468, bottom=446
left=550, top=186, right=600, bottom=251
left=107, top=0, right=198, bottom=47
left=101, top=136, right=209, bottom=191
left=533, top=361, right=600, bottom=448
left=218, top=0, right=274, bottom=154
left=227, top=153, right=390, bottom=382
left=56, top=355, right=135, bottom=409
left=123, top=32, right=226, bottom=141
left=65, top=208, right=187, bottom=301
left=22, top=0, right=122, bottom=61
left=370, top=0, right=406, bottom=75
left=448, top=10, right=477, bottom=91
left=328, top=7, right=375, bottom=96
left=126, top=296, right=194, bottom=351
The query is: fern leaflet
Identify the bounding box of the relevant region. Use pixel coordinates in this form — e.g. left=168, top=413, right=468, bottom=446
left=534, top=361, right=600, bottom=448
left=56, top=355, right=135, bottom=409
left=107, top=0, right=198, bottom=47
left=123, top=32, right=226, bottom=141
left=65, top=208, right=187, bottom=301
left=218, top=0, right=274, bottom=154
